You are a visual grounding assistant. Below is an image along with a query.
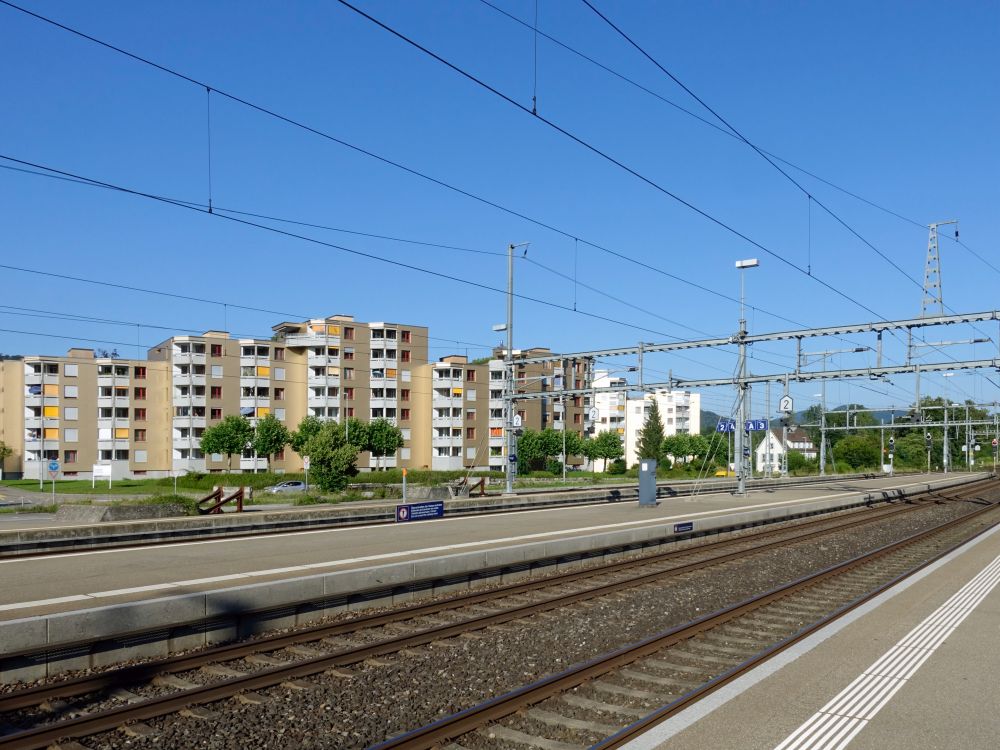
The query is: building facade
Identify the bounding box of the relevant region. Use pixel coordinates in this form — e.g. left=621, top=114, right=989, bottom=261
left=623, top=390, right=702, bottom=467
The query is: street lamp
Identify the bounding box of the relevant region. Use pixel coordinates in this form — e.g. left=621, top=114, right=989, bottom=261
left=734, top=258, right=759, bottom=496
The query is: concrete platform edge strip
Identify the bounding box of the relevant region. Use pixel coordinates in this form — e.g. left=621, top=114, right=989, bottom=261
left=0, top=473, right=985, bottom=683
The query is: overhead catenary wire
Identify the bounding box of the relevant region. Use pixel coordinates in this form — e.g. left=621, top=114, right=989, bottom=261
left=0, top=0, right=819, bottom=330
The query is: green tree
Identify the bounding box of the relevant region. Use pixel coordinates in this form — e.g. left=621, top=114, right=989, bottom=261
left=366, top=418, right=404, bottom=470
left=833, top=434, right=879, bottom=469
left=636, top=400, right=666, bottom=462
left=587, top=430, right=624, bottom=471
left=345, top=417, right=369, bottom=450
left=516, top=429, right=544, bottom=474
left=0, top=440, right=12, bottom=479
left=304, top=421, right=359, bottom=491
left=662, top=433, right=693, bottom=465
left=289, top=415, right=323, bottom=455
left=200, top=415, right=253, bottom=471
left=252, top=415, right=290, bottom=470
left=787, top=450, right=809, bottom=472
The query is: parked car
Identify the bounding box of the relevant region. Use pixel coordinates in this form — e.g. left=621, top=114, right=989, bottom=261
left=265, top=480, right=306, bottom=494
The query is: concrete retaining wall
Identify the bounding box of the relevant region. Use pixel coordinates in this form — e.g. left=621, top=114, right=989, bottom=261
left=0, top=472, right=985, bottom=683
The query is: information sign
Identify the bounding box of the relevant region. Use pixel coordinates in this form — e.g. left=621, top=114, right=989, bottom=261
left=744, top=419, right=769, bottom=432
left=779, top=395, right=794, bottom=414
left=302, top=456, right=310, bottom=470
left=673, top=521, right=694, bottom=533
left=395, top=501, right=445, bottom=523
left=716, top=419, right=735, bottom=433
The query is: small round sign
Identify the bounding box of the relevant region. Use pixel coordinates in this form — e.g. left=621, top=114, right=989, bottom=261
left=48, top=460, right=60, bottom=473
left=992, top=439, right=998, bottom=448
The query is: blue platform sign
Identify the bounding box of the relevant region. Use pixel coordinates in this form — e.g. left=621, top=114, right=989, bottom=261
left=673, top=521, right=694, bottom=533
left=744, top=419, right=769, bottom=432
left=716, top=419, right=735, bottom=433
left=396, top=501, right=445, bottom=523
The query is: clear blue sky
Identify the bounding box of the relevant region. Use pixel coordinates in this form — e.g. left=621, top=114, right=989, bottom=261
left=2, top=0, right=997, bottom=418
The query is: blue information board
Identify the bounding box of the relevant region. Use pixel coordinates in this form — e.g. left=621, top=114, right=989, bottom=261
left=395, top=501, right=445, bottom=523
left=673, top=521, right=694, bottom=533
left=716, top=419, right=735, bottom=433
left=744, top=419, right=769, bottom=432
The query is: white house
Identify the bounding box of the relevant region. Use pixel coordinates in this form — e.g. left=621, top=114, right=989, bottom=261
left=755, top=427, right=817, bottom=473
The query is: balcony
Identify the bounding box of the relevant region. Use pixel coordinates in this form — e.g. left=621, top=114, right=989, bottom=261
left=98, top=418, right=130, bottom=429
left=307, top=374, right=340, bottom=387
left=432, top=435, right=461, bottom=448
left=282, top=333, right=339, bottom=349
left=97, top=376, right=128, bottom=388
left=308, top=395, right=335, bottom=408
left=24, top=417, right=42, bottom=429
left=173, top=457, right=207, bottom=473
left=24, top=371, right=42, bottom=385
left=240, top=457, right=269, bottom=472
left=173, top=416, right=207, bottom=429
left=432, top=375, right=461, bottom=387
left=307, top=354, right=340, bottom=368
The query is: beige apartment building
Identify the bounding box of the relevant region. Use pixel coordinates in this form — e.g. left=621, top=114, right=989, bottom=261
left=0, top=317, right=594, bottom=479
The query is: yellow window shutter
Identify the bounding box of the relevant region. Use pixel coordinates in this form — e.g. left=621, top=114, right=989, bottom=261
left=43, top=405, right=59, bottom=418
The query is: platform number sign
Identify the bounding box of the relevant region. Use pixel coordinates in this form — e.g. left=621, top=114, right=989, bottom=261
left=744, top=419, right=768, bottom=432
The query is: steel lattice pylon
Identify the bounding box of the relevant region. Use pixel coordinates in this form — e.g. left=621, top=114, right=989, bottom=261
left=921, top=220, right=957, bottom=317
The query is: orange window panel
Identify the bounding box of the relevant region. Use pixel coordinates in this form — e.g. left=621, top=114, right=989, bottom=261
left=490, top=427, right=503, bottom=437
left=43, top=405, right=59, bottom=418
left=257, top=366, right=270, bottom=377
left=452, top=387, right=463, bottom=397
left=114, top=428, right=129, bottom=439
left=44, top=428, right=59, bottom=440
left=386, top=368, right=398, bottom=378
left=257, top=407, right=270, bottom=417
left=43, top=384, right=59, bottom=396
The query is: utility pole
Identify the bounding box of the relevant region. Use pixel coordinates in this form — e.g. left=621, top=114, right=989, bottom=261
left=504, top=242, right=529, bottom=495
left=734, top=259, right=758, bottom=495
left=943, top=403, right=949, bottom=473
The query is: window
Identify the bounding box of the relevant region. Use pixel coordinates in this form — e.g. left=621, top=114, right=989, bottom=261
left=401, top=389, right=410, bottom=402
left=43, top=405, right=59, bottom=418
left=343, top=326, right=354, bottom=341
left=466, top=389, right=476, bottom=401
left=63, top=385, right=78, bottom=398
left=115, top=450, right=129, bottom=461
left=64, top=450, right=78, bottom=464
left=466, top=427, right=476, bottom=440
left=401, top=330, right=411, bottom=343
left=274, top=387, right=285, bottom=401
left=134, top=450, right=147, bottom=463
left=134, top=387, right=147, bottom=400
left=273, top=348, right=284, bottom=361
left=211, top=365, right=223, bottom=378
left=133, top=408, right=146, bottom=421
left=256, top=366, right=270, bottom=377
left=466, top=370, right=476, bottom=382
left=573, top=413, right=582, bottom=424
left=466, top=409, right=476, bottom=421
left=343, top=368, right=354, bottom=381
left=490, top=427, right=504, bottom=437
left=273, top=367, right=285, bottom=381
left=64, top=407, right=79, bottom=421
left=133, top=429, right=146, bottom=442
left=63, top=428, right=78, bottom=442
left=345, top=406, right=355, bottom=417
left=133, top=366, right=146, bottom=379
left=210, top=386, right=223, bottom=399
left=401, top=408, right=410, bottom=420
left=114, top=427, right=129, bottom=439
left=517, top=410, right=526, bottom=420
left=401, top=350, right=411, bottom=363
left=343, top=348, right=354, bottom=361
left=43, top=383, right=59, bottom=397
left=344, top=387, right=354, bottom=400
left=274, top=408, right=285, bottom=421
left=114, top=386, right=128, bottom=398
left=210, top=408, right=222, bottom=420
left=274, top=448, right=285, bottom=461
left=257, top=407, right=270, bottom=417
left=401, top=370, right=411, bottom=383
left=64, top=363, right=78, bottom=377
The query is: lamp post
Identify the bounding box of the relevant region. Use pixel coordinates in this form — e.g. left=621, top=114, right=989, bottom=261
left=734, top=258, right=759, bottom=496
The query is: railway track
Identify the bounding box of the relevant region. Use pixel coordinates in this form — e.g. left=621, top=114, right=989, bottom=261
left=373, top=494, right=1000, bottom=749
left=0, top=479, right=994, bottom=749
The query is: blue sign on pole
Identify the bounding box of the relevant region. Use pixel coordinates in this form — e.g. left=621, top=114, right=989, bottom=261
left=395, top=501, right=445, bottom=523
left=744, top=419, right=769, bottom=432
left=508, top=454, right=517, bottom=463
left=48, top=460, right=60, bottom=473
left=716, top=419, right=735, bottom=433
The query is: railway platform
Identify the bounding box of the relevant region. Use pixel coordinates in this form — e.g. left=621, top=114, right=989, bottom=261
left=0, top=472, right=989, bottom=683
left=627, top=502, right=1000, bottom=750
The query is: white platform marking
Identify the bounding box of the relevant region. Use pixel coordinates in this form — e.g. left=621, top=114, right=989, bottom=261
left=773, top=553, right=1000, bottom=749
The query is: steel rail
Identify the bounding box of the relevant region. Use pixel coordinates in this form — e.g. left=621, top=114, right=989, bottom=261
left=368, top=501, right=999, bottom=749
left=0, top=483, right=993, bottom=749
left=5, top=474, right=974, bottom=685
left=0, top=489, right=946, bottom=715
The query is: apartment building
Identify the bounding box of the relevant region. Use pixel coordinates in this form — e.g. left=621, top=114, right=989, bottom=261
left=624, top=390, right=702, bottom=466
left=413, top=349, right=595, bottom=472
left=0, top=319, right=594, bottom=479
left=272, top=316, right=429, bottom=470
left=590, top=369, right=630, bottom=469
